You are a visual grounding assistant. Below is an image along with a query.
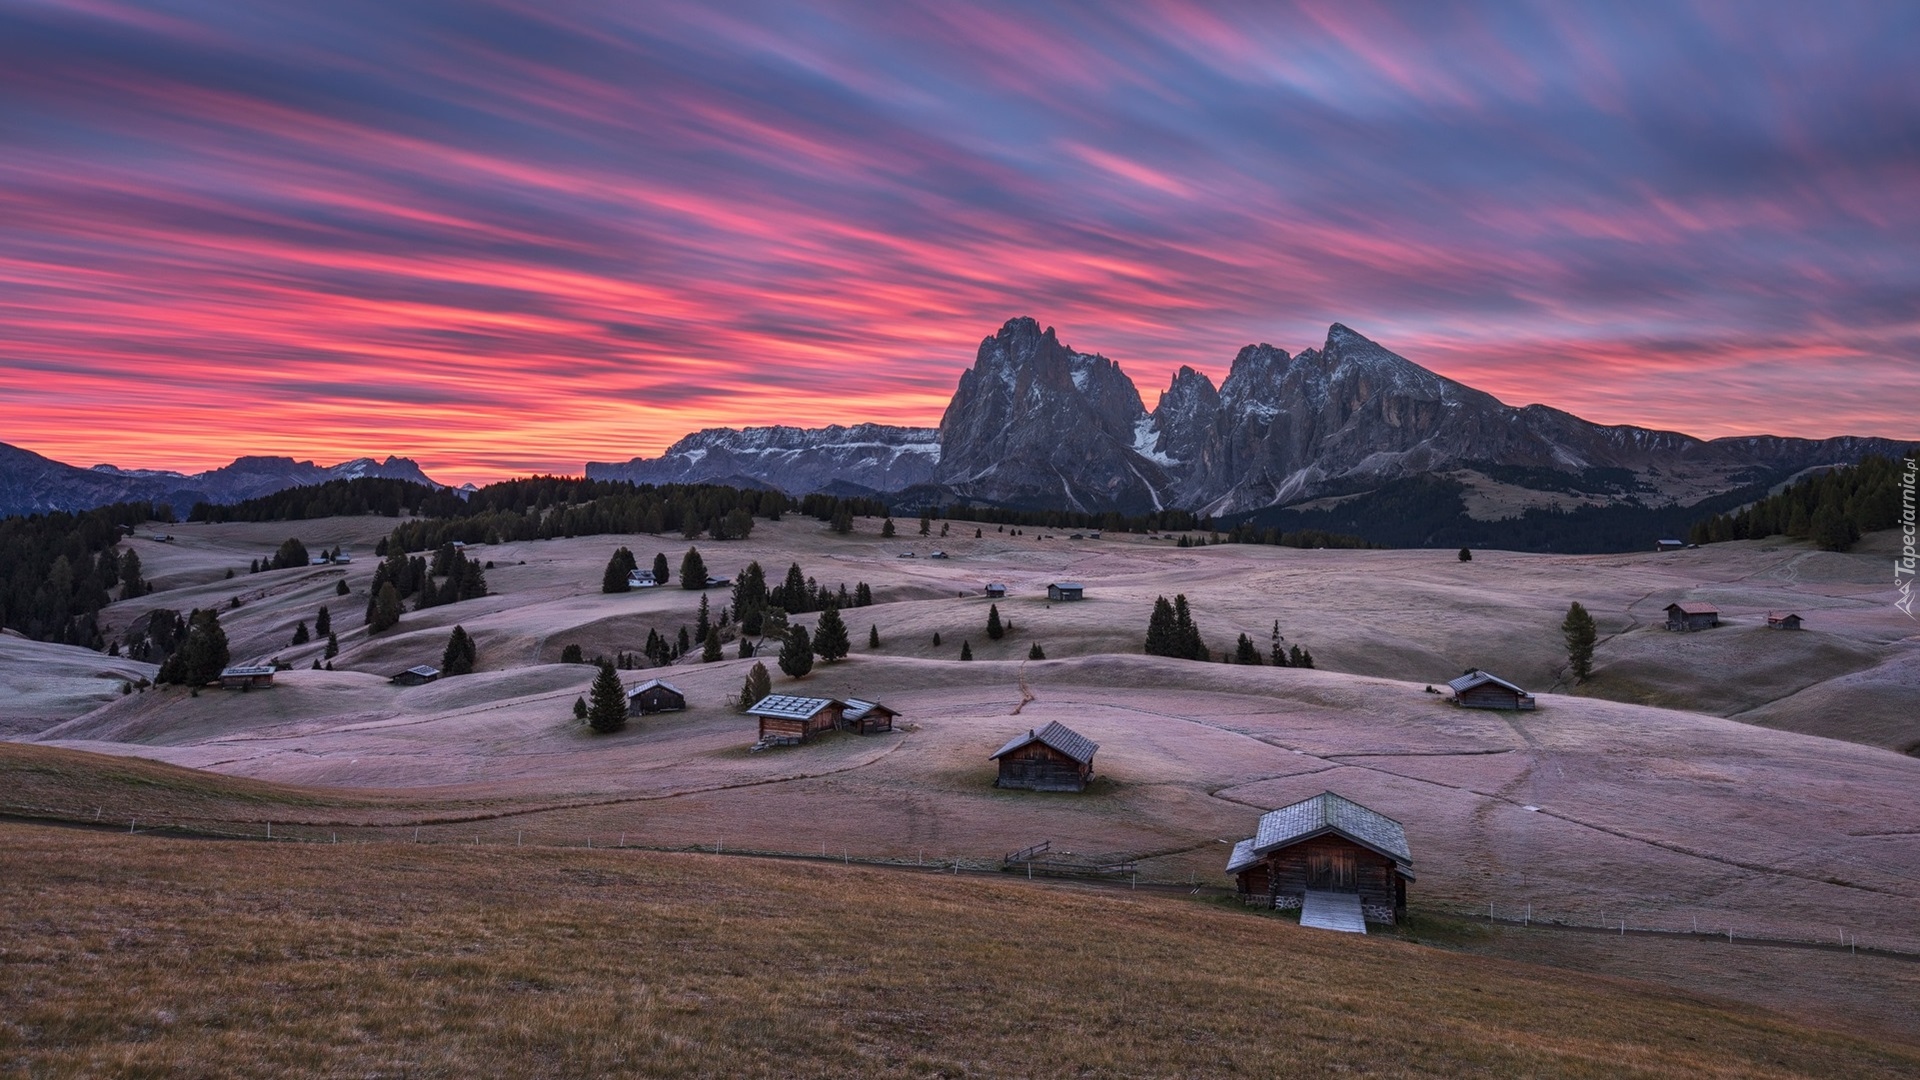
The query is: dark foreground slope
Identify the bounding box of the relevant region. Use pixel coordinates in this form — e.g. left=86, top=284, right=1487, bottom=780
left=3, top=820, right=1916, bottom=1078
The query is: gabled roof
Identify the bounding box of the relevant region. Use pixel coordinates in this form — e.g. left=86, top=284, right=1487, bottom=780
left=1447, top=669, right=1531, bottom=697
left=1225, top=838, right=1260, bottom=875
left=626, top=678, right=683, bottom=698
left=843, top=698, right=895, bottom=721
left=1767, top=611, right=1802, bottom=621
left=990, top=720, right=1098, bottom=765
left=1048, top=581, right=1084, bottom=590
left=746, top=694, right=841, bottom=720
left=985, top=582, right=1007, bottom=590
left=1666, top=601, right=1718, bottom=615
left=1249, top=791, right=1413, bottom=877
left=399, top=665, right=439, bottom=678
left=220, top=665, right=275, bottom=677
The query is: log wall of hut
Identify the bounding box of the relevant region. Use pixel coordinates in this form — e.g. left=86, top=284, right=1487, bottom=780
left=1260, top=835, right=1405, bottom=922
left=1234, top=865, right=1271, bottom=902
left=849, top=710, right=894, bottom=735
left=757, top=705, right=843, bottom=744
left=995, top=744, right=1092, bottom=792
left=1455, top=684, right=1528, bottom=711
left=628, top=686, right=686, bottom=715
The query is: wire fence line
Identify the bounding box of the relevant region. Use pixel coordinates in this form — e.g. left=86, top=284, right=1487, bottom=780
left=10, top=805, right=1917, bottom=962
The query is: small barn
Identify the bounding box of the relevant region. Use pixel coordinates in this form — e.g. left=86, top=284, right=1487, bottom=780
left=218, top=665, right=276, bottom=690
left=1226, top=791, right=1413, bottom=925
left=626, top=678, right=687, bottom=716
left=985, top=583, right=1008, bottom=598
left=1767, top=612, right=1804, bottom=631
left=703, top=575, right=732, bottom=589
left=1665, top=601, right=1720, bottom=631
left=390, top=665, right=440, bottom=686
left=747, top=694, right=845, bottom=745
left=1046, top=582, right=1085, bottom=602
left=1655, top=539, right=1687, bottom=552
left=842, top=698, right=898, bottom=735
left=990, top=720, right=1098, bottom=792
left=1446, top=669, right=1536, bottom=711
left=626, top=569, right=657, bottom=589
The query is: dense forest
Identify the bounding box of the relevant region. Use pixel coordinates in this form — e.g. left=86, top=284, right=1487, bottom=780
left=0, top=501, right=167, bottom=646
left=1687, top=451, right=1914, bottom=551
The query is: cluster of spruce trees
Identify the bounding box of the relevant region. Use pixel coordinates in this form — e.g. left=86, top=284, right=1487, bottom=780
left=190, top=477, right=456, bottom=522
left=0, top=501, right=162, bottom=645
left=1144, top=595, right=1209, bottom=661
left=154, top=609, right=231, bottom=687
left=1688, top=451, right=1913, bottom=551
left=363, top=542, right=488, bottom=633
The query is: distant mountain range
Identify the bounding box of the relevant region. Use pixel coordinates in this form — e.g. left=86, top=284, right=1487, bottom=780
left=0, top=443, right=441, bottom=518
left=592, top=317, right=1907, bottom=519
left=8, top=316, right=1907, bottom=526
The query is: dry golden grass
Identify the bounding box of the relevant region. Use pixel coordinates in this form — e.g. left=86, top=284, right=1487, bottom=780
left=2, top=821, right=1915, bottom=1079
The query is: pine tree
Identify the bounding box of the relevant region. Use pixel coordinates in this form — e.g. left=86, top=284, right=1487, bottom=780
left=652, top=552, right=671, bottom=587
left=1172, top=594, right=1208, bottom=661
left=778, top=623, right=814, bottom=679
left=680, top=547, right=707, bottom=590
left=561, top=643, right=584, bottom=664
left=854, top=582, right=872, bottom=606
left=702, top=626, right=723, bottom=662
left=1028, top=642, right=1045, bottom=660
left=1270, top=620, right=1288, bottom=667
left=1562, top=601, right=1598, bottom=681
left=1289, top=644, right=1305, bottom=667
left=959, top=640, right=973, bottom=661
left=315, top=606, right=331, bottom=637
left=1234, top=633, right=1261, bottom=665
left=932, top=630, right=941, bottom=647
left=868, top=624, right=881, bottom=649
left=739, top=660, right=771, bottom=708
left=324, top=632, right=338, bottom=660
left=986, top=603, right=1004, bottom=640
left=814, top=604, right=850, bottom=662
left=118, top=549, right=147, bottom=598
left=586, top=662, right=627, bottom=733
left=1297, top=647, right=1314, bottom=669
left=1458, top=547, right=1472, bottom=562
left=737, top=636, right=755, bottom=659
left=603, top=546, right=638, bottom=593
left=676, top=626, right=691, bottom=658
left=156, top=608, right=230, bottom=687
left=573, top=696, right=588, bottom=721
left=1810, top=499, right=1857, bottom=551
left=881, top=518, right=895, bottom=538
left=779, top=563, right=808, bottom=613
left=271, top=537, right=309, bottom=570
left=442, top=625, right=477, bottom=676
left=695, top=594, right=711, bottom=644
left=918, top=510, right=931, bottom=536
left=336, top=578, right=350, bottom=596
left=291, top=620, right=310, bottom=646
left=1145, top=596, right=1177, bottom=657
left=369, top=582, right=403, bottom=633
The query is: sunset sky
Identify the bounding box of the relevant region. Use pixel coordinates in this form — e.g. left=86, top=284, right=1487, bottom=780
left=2, top=1, right=1916, bottom=484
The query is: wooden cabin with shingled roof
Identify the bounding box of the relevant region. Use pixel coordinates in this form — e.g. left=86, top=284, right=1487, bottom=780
left=1226, top=791, right=1413, bottom=924
left=990, top=720, right=1098, bottom=792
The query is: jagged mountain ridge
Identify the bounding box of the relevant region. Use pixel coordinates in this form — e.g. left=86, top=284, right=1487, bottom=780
left=0, top=444, right=440, bottom=518
left=586, top=423, right=939, bottom=495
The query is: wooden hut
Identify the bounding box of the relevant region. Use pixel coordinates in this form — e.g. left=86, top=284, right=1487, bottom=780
left=990, top=720, right=1098, bottom=792
left=218, top=665, right=276, bottom=690
left=842, top=698, right=897, bottom=735
left=1446, top=669, right=1536, bottom=711
left=625, top=569, right=657, bottom=589
left=389, top=664, right=440, bottom=687
left=1226, top=791, right=1414, bottom=924
left=985, top=583, right=1008, bottom=598
left=626, top=678, right=687, bottom=716
left=1046, top=582, right=1085, bottom=602
left=1655, top=539, right=1687, bottom=552
left=747, top=695, right=845, bottom=745
left=1665, top=601, right=1720, bottom=631
left=1766, top=612, right=1803, bottom=631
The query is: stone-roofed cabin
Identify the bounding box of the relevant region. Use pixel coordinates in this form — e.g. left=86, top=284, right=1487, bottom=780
left=1446, top=669, right=1536, bottom=711
left=390, top=665, right=440, bottom=687
left=990, top=720, right=1098, bottom=792
left=1046, top=582, right=1084, bottom=601
left=1226, top=791, right=1414, bottom=924
left=985, top=583, right=1007, bottom=598
left=1767, top=612, right=1803, bottom=631
left=842, top=698, right=897, bottom=735
left=626, top=678, right=686, bottom=716
left=1665, top=601, right=1720, bottom=631
left=218, top=665, right=275, bottom=690
left=747, top=695, right=845, bottom=745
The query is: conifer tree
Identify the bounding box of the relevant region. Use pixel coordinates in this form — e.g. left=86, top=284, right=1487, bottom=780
left=442, top=625, right=477, bottom=676
left=1145, top=596, right=1177, bottom=657
left=737, top=636, right=756, bottom=659
left=314, top=606, right=331, bottom=637
left=676, top=626, right=691, bottom=657
left=695, top=594, right=711, bottom=644
left=603, top=546, right=638, bottom=593
left=814, top=604, right=850, bottom=662
left=561, top=643, right=584, bottom=664
left=854, top=582, right=873, bottom=606
left=156, top=608, right=230, bottom=687
left=986, top=603, right=1004, bottom=641
left=573, top=696, right=588, bottom=721
left=869, top=624, right=881, bottom=649
left=118, top=549, right=148, bottom=598
left=702, top=626, right=723, bottom=663
left=919, top=510, right=931, bottom=536
left=336, top=579, right=350, bottom=596
left=959, top=640, right=973, bottom=661
left=1270, top=620, right=1288, bottom=667
left=1172, top=594, right=1208, bottom=661
left=586, top=662, right=627, bottom=733
left=1458, top=547, right=1472, bottom=562
left=291, top=620, right=310, bottom=646
left=324, top=632, right=338, bottom=660
left=369, top=582, right=403, bottom=633
left=680, top=547, right=707, bottom=590
left=1028, top=642, right=1045, bottom=660
left=1562, top=601, right=1598, bottom=681
left=932, top=630, right=941, bottom=647
left=881, top=518, right=895, bottom=538
left=1234, top=633, right=1261, bottom=665
left=778, top=623, right=814, bottom=679
left=739, top=660, right=772, bottom=708
left=652, top=551, right=671, bottom=587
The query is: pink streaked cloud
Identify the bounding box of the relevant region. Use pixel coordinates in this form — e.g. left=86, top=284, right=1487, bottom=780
left=0, top=0, right=1915, bottom=485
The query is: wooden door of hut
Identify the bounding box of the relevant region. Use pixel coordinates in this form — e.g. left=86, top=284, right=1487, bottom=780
left=1308, top=850, right=1357, bottom=891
